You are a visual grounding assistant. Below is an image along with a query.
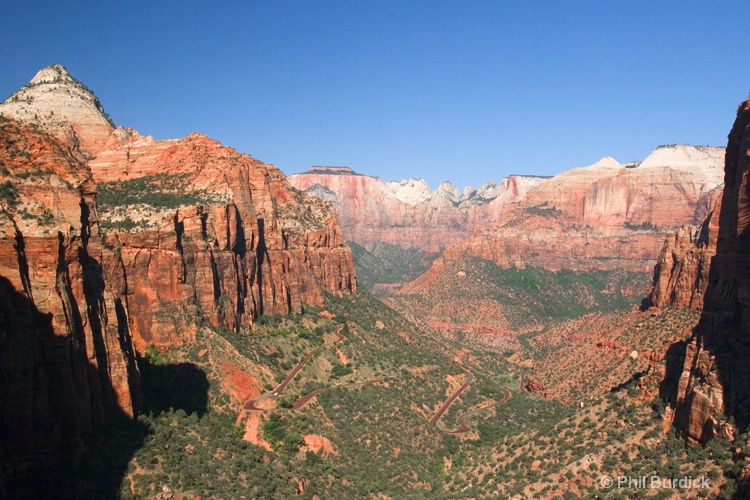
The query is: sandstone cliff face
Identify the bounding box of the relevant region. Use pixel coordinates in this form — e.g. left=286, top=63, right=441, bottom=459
left=0, top=64, right=356, bottom=352
left=289, top=167, right=546, bottom=252
left=647, top=196, right=720, bottom=310
left=0, top=117, right=140, bottom=473
left=671, top=99, right=750, bottom=445
left=392, top=148, right=724, bottom=336
left=523, top=149, right=724, bottom=228
left=89, top=130, right=357, bottom=349
left=292, top=147, right=723, bottom=276
left=417, top=149, right=724, bottom=275
left=0, top=66, right=357, bottom=482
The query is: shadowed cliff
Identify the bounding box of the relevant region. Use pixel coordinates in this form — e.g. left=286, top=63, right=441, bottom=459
left=0, top=275, right=209, bottom=497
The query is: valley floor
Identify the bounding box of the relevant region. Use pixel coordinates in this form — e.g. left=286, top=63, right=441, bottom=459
left=38, top=291, right=746, bottom=499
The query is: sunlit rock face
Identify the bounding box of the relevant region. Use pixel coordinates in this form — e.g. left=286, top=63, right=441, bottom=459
left=0, top=64, right=114, bottom=156
left=88, top=131, right=357, bottom=349
left=291, top=145, right=723, bottom=272
left=647, top=197, right=721, bottom=311
left=0, top=66, right=357, bottom=477
left=289, top=167, right=546, bottom=252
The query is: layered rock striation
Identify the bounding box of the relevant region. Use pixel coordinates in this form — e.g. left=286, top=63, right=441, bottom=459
left=0, top=65, right=356, bottom=484
left=670, top=99, right=750, bottom=444
left=647, top=196, right=720, bottom=310
left=293, top=146, right=724, bottom=277
left=415, top=150, right=724, bottom=275
left=289, top=167, right=546, bottom=252
left=89, top=130, right=356, bottom=349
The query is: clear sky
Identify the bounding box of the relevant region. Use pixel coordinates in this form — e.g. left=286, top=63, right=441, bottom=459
left=1, top=1, right=747, bottom=189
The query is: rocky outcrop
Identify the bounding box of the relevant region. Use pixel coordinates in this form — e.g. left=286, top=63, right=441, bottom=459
left=0, top=64, right=114, bottom=157
left=0, top=64, right=356, bottom=353
left=0, top=65, right=357, bottom=489
left=291, top=147, right=724, bottom=264
left=89, top=130, right=357, bottom=348
left=415, top=149, right=724, bottom=275
left=0, top=117, right=141, bottom=482
left=671, top=99, right=750, bottom=445
left=289, top=167, right=546, bottom=252
left=647, top=197, right=721, bottom=310
left=522, top=148, right=724, bottom=228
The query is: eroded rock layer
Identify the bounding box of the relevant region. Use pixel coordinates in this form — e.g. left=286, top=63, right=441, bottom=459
left=289, top=167, right=546, bottom=252
left=0, top=65, right=357, bottom=482
left=647, top=197, right=721, bottom=310
left=672, top=99, right=750, bottom=444
left=89, top=131, right=356, bottom=348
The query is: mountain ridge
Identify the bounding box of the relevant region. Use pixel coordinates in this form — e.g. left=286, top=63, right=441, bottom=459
left=0, top=64, right=357, bottom=489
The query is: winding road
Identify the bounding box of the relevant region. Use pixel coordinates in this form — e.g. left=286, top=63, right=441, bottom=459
left=430, top=367, right=513, bottom=434
left=243, top=325, right=345, bottom=411
left=429, top=368, right=474, bottom=426
left=242, top=321, right=518, bottom=436
left=444, top=388, right=511, bottom=434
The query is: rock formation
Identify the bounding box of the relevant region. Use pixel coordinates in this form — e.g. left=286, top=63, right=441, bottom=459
left=88, top=130, right=357, bottom=349
left=0, top=65, right=356, bottom=487
left=390, top=148, right=724, bottom=335
left=289, top=167, right=546, bottom=252
left=0, top=64, right=356, bottom=350
left=647, top=196, right=720, bottom=310
left=0, top=116, right=140, bottom=484
left=292, top=146, right=723, bottom=279
left=436, top=150, right=724, bottom=274
left=0, top=64, right=114, bottom=157
left=671, top=99, right=750, bottom=445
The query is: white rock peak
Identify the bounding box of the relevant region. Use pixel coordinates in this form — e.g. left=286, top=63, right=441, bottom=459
left=29, top=64, right=75, bottom=85
left=0, top=64, right=114, bottom=155
left=383, top=178, right=432, bottom=206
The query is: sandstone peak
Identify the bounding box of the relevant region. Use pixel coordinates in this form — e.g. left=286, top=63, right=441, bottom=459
left=639, top=144, right=724, bottom=171
left=0, top=64, right=114, bottom=155
left=587, top=156, right=622, bottom=170
left=384, top=178, right=432, bottom=206
left=29, top=64, right=74, bottom=85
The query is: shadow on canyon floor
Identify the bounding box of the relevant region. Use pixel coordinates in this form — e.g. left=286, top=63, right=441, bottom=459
left=0, top=275, right=209, bottom=498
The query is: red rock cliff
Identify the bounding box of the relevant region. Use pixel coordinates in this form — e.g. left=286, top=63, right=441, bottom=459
left=0, top=66, right=357, bottom=482
left=671, top=99, right=750, bottom=445
left=415, top=151, right=723, bottom=274
left=289, top=169, right=545, bottom=252
left=0, top=117, right=141, bottom=474
left=89, top=130, right=357, bottom=349
left=647, top=195, right=721, bottom=310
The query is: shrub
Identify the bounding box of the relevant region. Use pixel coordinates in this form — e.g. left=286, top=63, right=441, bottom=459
left=0, top=180, right=18, bottom=207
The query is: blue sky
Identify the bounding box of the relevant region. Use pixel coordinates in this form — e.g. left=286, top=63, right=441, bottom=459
left=1, top=1, right=747, bottom=189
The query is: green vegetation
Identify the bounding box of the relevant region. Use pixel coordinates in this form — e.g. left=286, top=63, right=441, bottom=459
left=0, top=180, right=18, bottom=207
left=39, top=290, right=743, bottom=498
left=99, top=216, right=150, bottom=231
left=395, top=256, right=650, bottom=333
left=97, top=173, right=222, bottom=210
left=525, top=203, right=563, bottom=217
left=349, top=241, right=442, bottom=293
left=625, top=221, right=660, bottom=232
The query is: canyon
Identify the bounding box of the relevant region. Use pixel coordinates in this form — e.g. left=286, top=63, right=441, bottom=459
left=2, top=64, right=750, bottom=498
